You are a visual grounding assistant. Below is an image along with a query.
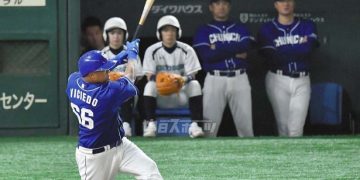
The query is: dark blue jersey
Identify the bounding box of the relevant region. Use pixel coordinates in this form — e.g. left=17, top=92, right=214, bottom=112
left=66, top=72, right=137, bottom=148
left=258, top=18, right=319, bottom=72
left=193, top=20, right=254, bottom=72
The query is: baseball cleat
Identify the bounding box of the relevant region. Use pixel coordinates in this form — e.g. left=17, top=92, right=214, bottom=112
left=189, top=122, right=204, bottom=138
left=123, top=122, right=132, bottom=137
left=143, top=121, right=157, bottom=137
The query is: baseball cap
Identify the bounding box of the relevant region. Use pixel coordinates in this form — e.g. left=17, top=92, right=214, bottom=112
left=210, top=0, right=231, bottom=4
left=78, top=50, right=117, bottom=77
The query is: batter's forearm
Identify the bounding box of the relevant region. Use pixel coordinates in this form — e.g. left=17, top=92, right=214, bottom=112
left=125, top=61, right=136, bottom=82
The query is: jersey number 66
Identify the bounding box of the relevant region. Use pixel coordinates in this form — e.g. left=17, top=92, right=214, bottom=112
left=70, top=103, right=94, bottom=130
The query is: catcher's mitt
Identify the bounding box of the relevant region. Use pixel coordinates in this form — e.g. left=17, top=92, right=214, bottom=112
left=156, top=72, right=185, bottom=96
left=108, top=71, right=125, bottom=81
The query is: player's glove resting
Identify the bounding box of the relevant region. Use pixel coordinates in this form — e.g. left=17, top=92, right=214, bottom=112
left=126, top=39, right=140, bottom=60
left=156, top=72, right=185, bottom=96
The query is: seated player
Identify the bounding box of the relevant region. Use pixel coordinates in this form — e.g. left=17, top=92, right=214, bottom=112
left=142, top=15, right=204, bottom=138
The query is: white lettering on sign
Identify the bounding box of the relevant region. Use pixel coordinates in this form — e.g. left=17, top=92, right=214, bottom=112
left=239, top=13, right=326, bottom=24
left=0, top=0, right=45, bottom=7
left=152, top=5, right=203, bottom=14
left=0, top=92, right=48, bottom=110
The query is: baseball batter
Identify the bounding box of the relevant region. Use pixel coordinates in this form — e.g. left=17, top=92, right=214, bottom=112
left=193, top=0, right=255, bottom=137
left=258, top=0, right=319, bottom=136
left=101, top=17, right=143, bottom=137
left=66, top=40, right=162, bottom=180
left=142, top=15, right=204, bottom=138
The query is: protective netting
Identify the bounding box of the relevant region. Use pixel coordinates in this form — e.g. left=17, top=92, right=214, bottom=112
left=0, top=41, right=49, bottom=75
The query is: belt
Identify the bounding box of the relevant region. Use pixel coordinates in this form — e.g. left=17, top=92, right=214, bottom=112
left=270, top=69, right=309, bottom=78
left=209, top=69, right=246, bottom=77
left=78, top=139, right=122, bottom=155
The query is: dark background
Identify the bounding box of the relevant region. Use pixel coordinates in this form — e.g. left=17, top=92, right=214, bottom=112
left=81, top=0, right=360, bottom=136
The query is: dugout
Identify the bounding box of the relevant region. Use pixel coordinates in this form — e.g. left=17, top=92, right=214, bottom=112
left=81, top=0, right=360, bottom=136
left=1, top=0, right=360, bottom=136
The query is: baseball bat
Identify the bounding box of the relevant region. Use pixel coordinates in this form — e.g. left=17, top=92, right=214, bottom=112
left=132, top=0, right=156, bottom=40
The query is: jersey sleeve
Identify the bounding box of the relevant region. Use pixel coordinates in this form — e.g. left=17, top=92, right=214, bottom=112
left=66, top=72, right=81, bottom=98
left=193, top=25, right=251, bottom=63
left=67, top=72, right=81, bottom=83
left=257, top=24, right=278, bottom=66
left=142, top=47, right=157, bottom=74
left=111, top=77, right=138, bottom=104
left=184, top=47, right=202, bottom=75
left=305, top=21, right=320, bottom=48
left=257, top=24, right=276, bottom=50
left=193, top=27, right=211, bottom=48
left=236, top=25, right=255, bottom=53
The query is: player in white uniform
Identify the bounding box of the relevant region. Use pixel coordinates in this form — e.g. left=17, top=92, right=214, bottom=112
left=142, top=15, right=204, bottom=138
left=101, top=17, right=143, bottom=137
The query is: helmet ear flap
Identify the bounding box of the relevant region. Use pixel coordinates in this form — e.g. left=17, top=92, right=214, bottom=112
left=103, top=31, right=109, bottom=45
left=103, top=30, right=107, bottom=42
left=177, top=28, right=182, bottom=39
left=156, top=30, right=161, bottom=40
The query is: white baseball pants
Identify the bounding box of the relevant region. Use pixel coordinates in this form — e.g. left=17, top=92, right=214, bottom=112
left=76, top=137, right=163, bottom=180
left=265, top=71, right=311, bottom=137
left=203, top=73, right=254, bottom=137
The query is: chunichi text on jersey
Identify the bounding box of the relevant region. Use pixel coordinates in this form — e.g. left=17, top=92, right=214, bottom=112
left=209, top=32, right=241, bottom=44
left=274, top=35, right=308, bottom=47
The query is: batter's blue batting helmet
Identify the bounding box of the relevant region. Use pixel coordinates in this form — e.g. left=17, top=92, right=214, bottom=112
left=78, top=50, right=117, bottom=77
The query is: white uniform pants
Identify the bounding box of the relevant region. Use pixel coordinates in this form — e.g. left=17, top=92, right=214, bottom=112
left=76, top=137, right=163, bottom=180
left=265, top=71, right=311, bottom=137
left=203, top=73, right=253, bottom=137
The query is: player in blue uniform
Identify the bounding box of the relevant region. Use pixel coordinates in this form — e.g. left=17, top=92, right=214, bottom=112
left=258, top=0, right=319, bottom=137
left=193, top=0, right=255, bottom=137
left=66, top=39, right=162, bottom=180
